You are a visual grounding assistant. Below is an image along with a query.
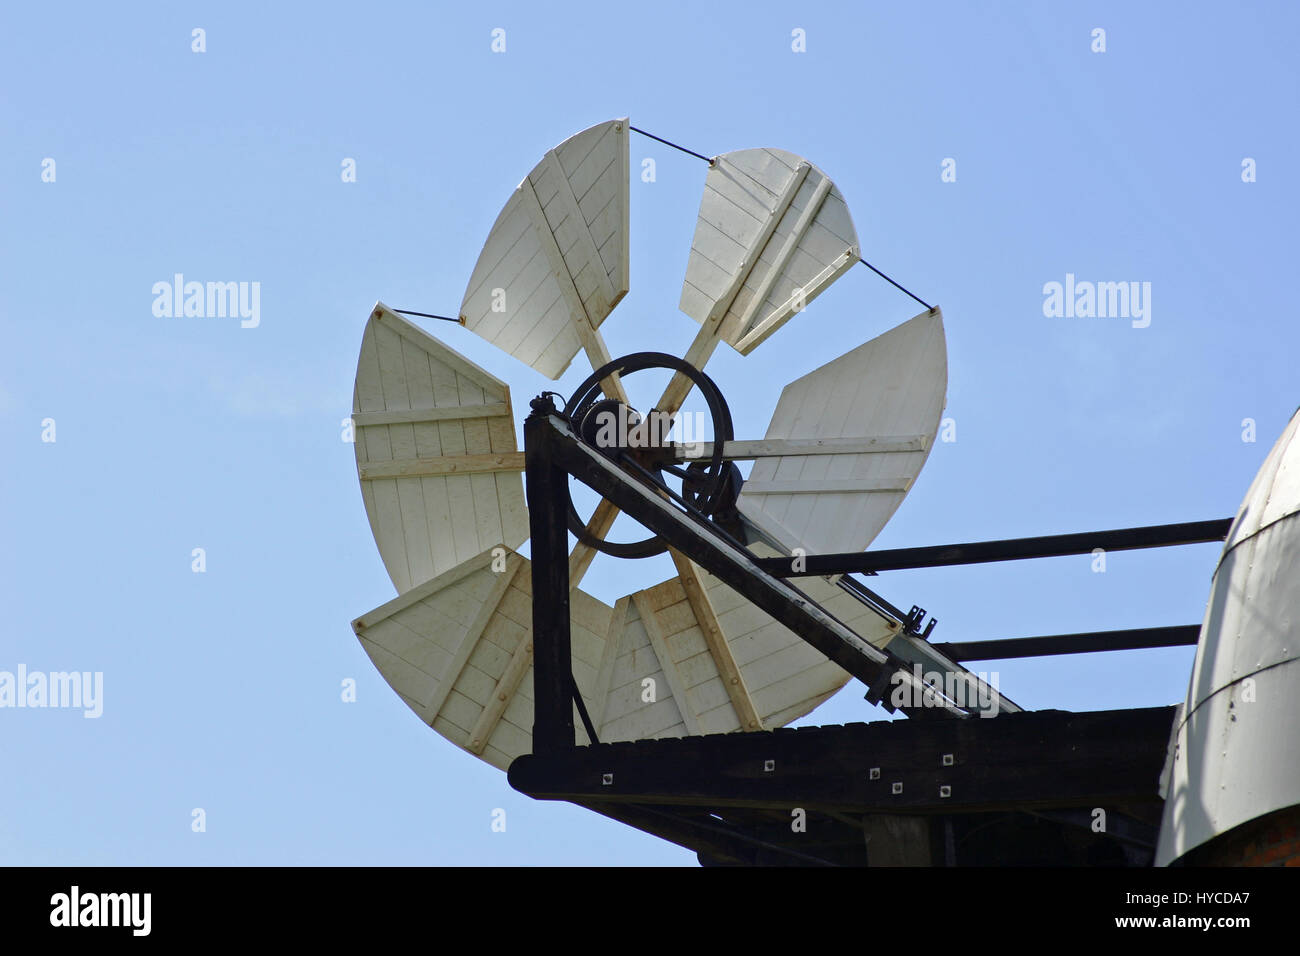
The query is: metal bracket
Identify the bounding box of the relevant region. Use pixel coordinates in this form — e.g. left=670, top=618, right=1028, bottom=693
left=905, top=605, right=938, bottom=639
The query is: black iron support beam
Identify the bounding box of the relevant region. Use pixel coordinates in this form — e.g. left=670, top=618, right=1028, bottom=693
left=524, top=398, right=575, bottom=753
left=931, top=625, right=1201, bottom=662
left=536, top=412, right=966, bottom=719
left=753, top=518, right=1232, bottom=577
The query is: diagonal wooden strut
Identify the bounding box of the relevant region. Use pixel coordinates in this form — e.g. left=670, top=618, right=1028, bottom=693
left=669, top=550, right=764, bottom=731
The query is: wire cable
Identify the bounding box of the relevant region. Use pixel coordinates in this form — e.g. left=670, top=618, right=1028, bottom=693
left=631, top=126, right=935, bottom=311
left=629, top=125, right=712, bottom=164
left=391, top=308, right=462, bottom=323
left=856, top=258, right=933, bottom=311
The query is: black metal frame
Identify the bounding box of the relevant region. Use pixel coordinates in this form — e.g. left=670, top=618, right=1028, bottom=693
left=517, top=389, right=1225, bottom=865
left=524, top=397, right=971, bottom=745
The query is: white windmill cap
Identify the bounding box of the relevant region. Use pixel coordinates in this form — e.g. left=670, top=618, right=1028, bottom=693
left=1156, top=408, right=1300, bottom=864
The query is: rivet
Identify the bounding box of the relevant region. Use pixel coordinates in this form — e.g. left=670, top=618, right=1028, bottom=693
left=601, top=772, right=614, bottom=786
left=942, top=753, right=954, bottom=766
left=891, top=782, right=903, bottom=795
left=869, top=767, right=881, bottom=780
left=763, top=759, right=775, bottom=772
left=940, top=785, right=951, bottom=798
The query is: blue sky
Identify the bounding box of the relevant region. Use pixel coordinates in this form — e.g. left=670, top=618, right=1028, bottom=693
left=2, top=2, right=1297, bottom=865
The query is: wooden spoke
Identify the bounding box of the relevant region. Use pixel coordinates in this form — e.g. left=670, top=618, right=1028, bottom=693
left=670, top=550, right=763, bottom=731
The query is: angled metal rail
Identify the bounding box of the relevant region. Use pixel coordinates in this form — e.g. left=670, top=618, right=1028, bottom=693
left=752, top=519, right=1232, bottom=577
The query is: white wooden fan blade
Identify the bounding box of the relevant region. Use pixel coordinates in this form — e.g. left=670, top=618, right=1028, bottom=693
left=352, top=548, right=614, bottom=770
left=353, top=303, right=528, bottom=594
left=602, top=554, right=902, bottom=738
left=737, top=307, right=947, bottom=559
left=459, top=117, right=630, bottom=379
left=679, top=147, right=860, bottom=355
left=352, top=543, right=908, bottom=771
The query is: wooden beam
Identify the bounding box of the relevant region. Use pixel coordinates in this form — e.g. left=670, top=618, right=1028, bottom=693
left=741, top=477, right=913, bottom=495
left=351, top=403, right=509, bottom=428
left=711, top=159, right=810, bottom=324
left=509, top=706, right=1179, bottom=815
left=656, top=314, right=727, bottom=419
left=568, top=498, right=620, bottom=590
left=541, top=149, right=617, bottom=315
left=574, top=319, right=630, bottom=405
left=359, top=452, right=525, bottom=480
left=632, top=590, right=702, bottom=735
left=735, top=248, right=857, bottom=353
left=615, top=120, right=630, bottom=298
left=684, top=158, right=809, bottom=387
left=730, top=173, right=834, bottom=347
left=468, top=627, right=534, bottom=754
left=669, top=551, right=763, bottom=732
left=519, top=176, right=592, bottom=337
left=673, top=436, right=929, bottom=460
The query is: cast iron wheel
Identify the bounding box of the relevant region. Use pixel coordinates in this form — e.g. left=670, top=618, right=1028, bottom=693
left=563, top=351, right=735, bottom=559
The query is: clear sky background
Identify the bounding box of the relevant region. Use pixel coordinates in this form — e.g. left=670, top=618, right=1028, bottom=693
left=2, top=2, right=1297, bottom=865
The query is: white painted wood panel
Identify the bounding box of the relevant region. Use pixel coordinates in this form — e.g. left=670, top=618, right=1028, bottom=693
left=675, top=436, right=928, bottom=460
left=737, top=308, right=947, bottom=559
left=679, top=147, right=860, bottom=355
left=632, top=590, right=702, bottom=735
left=353, top=541, right=916, bottom=772
left=459, top=118, right=630, bottom=380
left=355, top=548, right=732, bottom=770
left=355, top=548, right=612, bottom=770
left=600, top=602, right=687, bottom=740
left=353, top=303, right=528, bottom=594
